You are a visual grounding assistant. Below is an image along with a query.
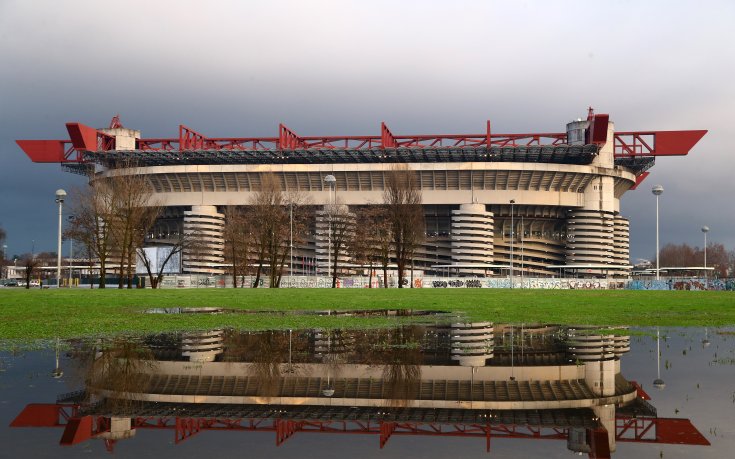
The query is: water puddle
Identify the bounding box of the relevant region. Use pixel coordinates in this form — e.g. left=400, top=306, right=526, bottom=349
left=2, top=324, right=733, bottom=457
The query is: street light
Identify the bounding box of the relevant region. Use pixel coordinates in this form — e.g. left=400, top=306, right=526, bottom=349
left=324, top=175, right=336, bottom=280
left=68, top=215, right=75, bottom=287
left=509, top=199, right=515, bottom=289
left=1, top=244, right=6, bottom=279
left=55, top=189, right=67, bottom=289
left=653, top=327, right=665, bottom=390
left=652, top=185, right=663, bottom=281
left=702, top=226, right=709, bottom=285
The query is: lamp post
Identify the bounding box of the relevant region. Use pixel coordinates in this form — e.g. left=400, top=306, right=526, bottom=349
left=701, top=226, right=709, bottom=284
left=324, top=175, right=336, bottom=281
left=509, top=199, right=515, bottom=288
left=652, top=185, right=663, bottom=280
left=1, top=244, right=6, bottom=279
left=67, top=215, right=75, bottom=287
left=289, top=203, right=293, bottom=279
left=653, top=327, right=665, bottom=390
left=55, top=189, right=67, bottom=289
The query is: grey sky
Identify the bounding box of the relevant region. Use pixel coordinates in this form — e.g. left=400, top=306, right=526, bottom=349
left=1, top=0, right=733, bottom=260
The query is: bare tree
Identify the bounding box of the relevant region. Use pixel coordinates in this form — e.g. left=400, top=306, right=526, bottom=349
left=383, top=165, right=425, bottom=288
left=351, top=206, right=391, bottom=288
left=324, top=202, right=354, bottom=288
left=66, top=183, right=116, bottom=288
left=275, top=193, right=311, bottom=287
left=137, top=233, right=192, bottom=289
left=107, top=167, right=160, bottom=289
left=249, top=174, right=289, bottom=288
left=21, top=255, right=39, bottom=289
left=223, top=206, right=252, bottom=288
left=658, top=242, right=731, bottom=277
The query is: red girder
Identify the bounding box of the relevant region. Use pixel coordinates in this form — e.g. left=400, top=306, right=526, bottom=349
left=175, top=417, right=204, bottom=444
left=629, top=172, right=651, bottom=190
left=615, top=417, right=710, bottom=445
left=614, top=130, right=707, bottom=157
left=11, top=403, right=711, bottom=455
left=16, top=117, right=707, bottom=163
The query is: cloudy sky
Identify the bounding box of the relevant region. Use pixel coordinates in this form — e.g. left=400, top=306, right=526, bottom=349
left=1, top=0, right=733, bottom=261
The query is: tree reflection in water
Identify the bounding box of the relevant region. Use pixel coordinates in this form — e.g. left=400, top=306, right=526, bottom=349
left=83, top=338, right=157, bottom=411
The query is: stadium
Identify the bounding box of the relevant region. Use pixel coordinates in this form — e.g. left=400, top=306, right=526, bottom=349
left=17, top=109, right=706, bottom=279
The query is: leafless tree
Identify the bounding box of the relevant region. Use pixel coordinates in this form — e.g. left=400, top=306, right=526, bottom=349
left=223, top=206, right=252, bottom=288
left=351, top=206, right=391, bottom=288
left=250, top=174, right=289, bottom=288
left=21, top=255, right=39, bottom=289
left=658, top=242, right=731, bottom=277
left=137, top=233, right=193, bottom=289
left=247, top=174, right=312, bottom=288
left=324, top=202, right=354, bottom=288
left=66, top=182, right=116, bottom=288
left=107, top=167, right=160, bottom=289
left=383, top=165, right=425, bottom=288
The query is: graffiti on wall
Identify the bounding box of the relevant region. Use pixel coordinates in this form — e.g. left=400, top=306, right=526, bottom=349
left=155, top=274, right=735, bottom=290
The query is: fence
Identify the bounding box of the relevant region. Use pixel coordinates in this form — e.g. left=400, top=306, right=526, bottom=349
left=152, top=275, right=734, bottom=290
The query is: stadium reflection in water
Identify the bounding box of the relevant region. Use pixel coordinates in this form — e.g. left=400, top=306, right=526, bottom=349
left=9, top=324, right=714, bottom=457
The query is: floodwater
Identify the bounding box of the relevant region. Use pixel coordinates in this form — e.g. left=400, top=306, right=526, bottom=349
left=1, top=323, right=733, bottom=458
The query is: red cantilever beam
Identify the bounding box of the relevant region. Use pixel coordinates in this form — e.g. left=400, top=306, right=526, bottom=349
left=614, top=130, right=707, bottom=156
left=16, top=140, right=69, bottom=162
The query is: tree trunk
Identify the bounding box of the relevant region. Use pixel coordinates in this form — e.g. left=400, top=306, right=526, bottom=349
left=368, top=260, right=374, bottom=288
left=254, top=261, right=262, bottom=288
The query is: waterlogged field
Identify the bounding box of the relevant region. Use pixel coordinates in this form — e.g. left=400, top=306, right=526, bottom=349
left=1, top=288, right=734, bottom=341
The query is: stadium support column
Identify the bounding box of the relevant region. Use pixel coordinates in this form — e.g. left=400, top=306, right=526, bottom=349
left=565, top=120, right=620, bottom=275
left=567, top=325, right=630, bottom=454
left=612, top=216, right=630, bottom=268
left=451, top=204, right=494, bottom=275
left=183, top=205, right=225, bottom=275
left=450, top=322, right=494, bottom=367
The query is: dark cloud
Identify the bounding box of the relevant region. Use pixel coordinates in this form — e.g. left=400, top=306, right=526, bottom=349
left=1, top=0, right=733, bottom=258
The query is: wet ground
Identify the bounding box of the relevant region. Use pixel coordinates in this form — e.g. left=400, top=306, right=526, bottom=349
left=1, top=322, right=733, bottom=458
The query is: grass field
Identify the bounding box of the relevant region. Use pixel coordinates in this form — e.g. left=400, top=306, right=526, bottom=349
left=1, top=288, right=733, bottom=341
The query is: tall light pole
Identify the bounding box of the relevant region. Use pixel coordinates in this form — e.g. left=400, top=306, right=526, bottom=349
left=652, top=185, right=663, bottom=280
left=324, top=175, right=336, bottom=280
left=509, top=199, right=515, bottom=288
left=55, top=189, right=67, bottom=289
left=653, top=327, right=665, bottom=390
left=1, top=244, right=6, bottom=279
left=702, top=226, right=709, bottom=284
left=520, top=214, right=524, bottom=288
left=289, top=203, right=293, bottom=278
left=68, top=215, right=75, bottom=287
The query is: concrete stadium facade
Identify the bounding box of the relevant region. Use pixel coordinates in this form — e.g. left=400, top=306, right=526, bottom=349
left=18, top=111, right=706, bottom=278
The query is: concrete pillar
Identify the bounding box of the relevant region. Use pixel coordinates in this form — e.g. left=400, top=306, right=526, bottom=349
left=450, top=204, right=493, bottom=275
left=183, top=205, right=225, bottom=274
left=612, top=215, right=630, bottom=269
left=182, top=330, right=224, bottom=362
left=565, top=121, right=629, bottom=276
left=592, top=404, right=617, bottom=452
left=450, top=322, right=494, bottom=367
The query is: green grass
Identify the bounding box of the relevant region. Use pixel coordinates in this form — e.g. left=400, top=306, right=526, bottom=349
left=1, top=288, right=733, bottom=341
